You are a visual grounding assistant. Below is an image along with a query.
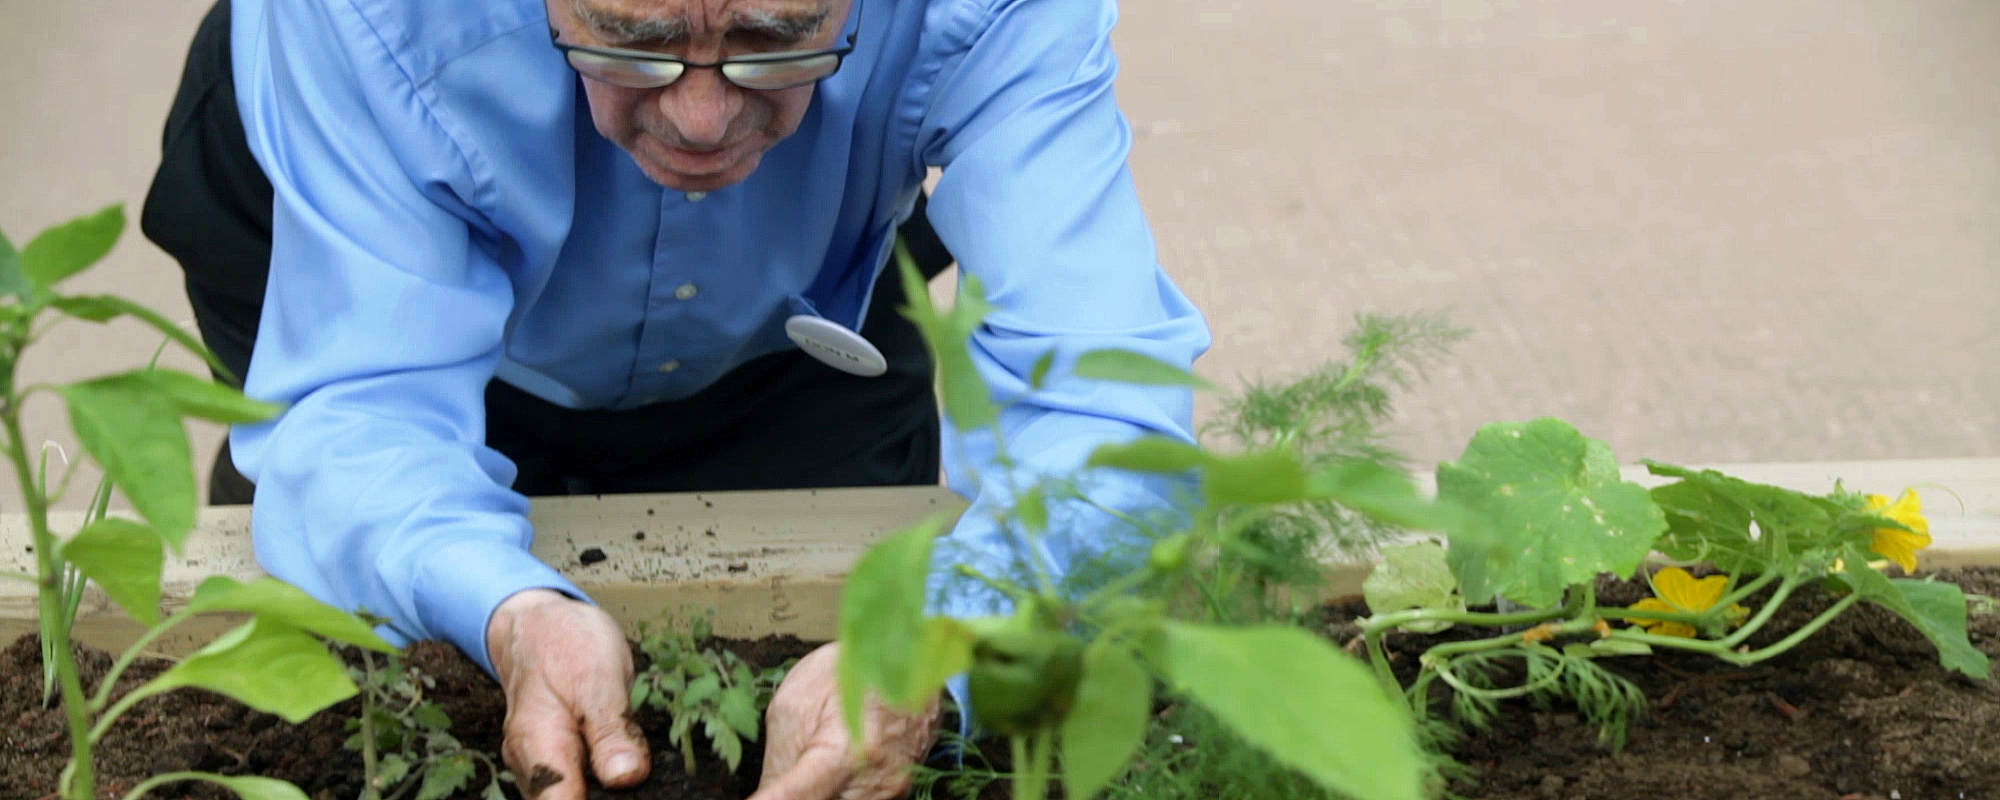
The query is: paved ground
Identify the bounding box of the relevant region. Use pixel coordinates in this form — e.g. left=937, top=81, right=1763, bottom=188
left=1, top=0, right=1994, bottom=510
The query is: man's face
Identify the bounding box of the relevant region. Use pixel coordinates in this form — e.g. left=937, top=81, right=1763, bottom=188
left=547, top=0, right=851, bottom=192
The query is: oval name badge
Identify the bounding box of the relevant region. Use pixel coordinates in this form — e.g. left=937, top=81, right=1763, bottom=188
left=784, top=315, right=888, bottom=377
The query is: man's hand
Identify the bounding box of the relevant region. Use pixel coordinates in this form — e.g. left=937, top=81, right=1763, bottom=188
left=751, top=643, right=942, bottom=800
left=486, top=589, right=650, bottom=799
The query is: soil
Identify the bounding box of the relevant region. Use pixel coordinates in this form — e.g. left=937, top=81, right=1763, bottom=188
left=3, top=567, right=1996, bottom=800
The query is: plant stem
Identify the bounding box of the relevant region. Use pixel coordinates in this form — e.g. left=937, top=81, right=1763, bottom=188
left=1712, top=592, right=1863, bottom=665
left=6, top=406, right=95, bottom=800
left=90, top=608, right=196, bottom=713
left=1359, top=604, right=1567, bottom=638
left=359, top=651, right=383, bottom=800
left=1009, top=734, right=1053, bottom=800
left=116, top=770, right=212, bottom=800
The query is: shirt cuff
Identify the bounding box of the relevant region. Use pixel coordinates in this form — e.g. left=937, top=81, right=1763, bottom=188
left=409, top=538, right=589, bottom=677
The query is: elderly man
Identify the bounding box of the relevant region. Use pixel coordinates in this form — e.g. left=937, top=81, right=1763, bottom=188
left=141, top=0, right=1208, bottom=797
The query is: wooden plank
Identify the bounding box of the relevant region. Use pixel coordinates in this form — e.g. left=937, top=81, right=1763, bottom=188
left=3, top=459, right=1995, bottom=657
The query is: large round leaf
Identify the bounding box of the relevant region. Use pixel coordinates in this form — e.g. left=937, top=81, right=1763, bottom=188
left=1437, top=418, right=1666, bottom=608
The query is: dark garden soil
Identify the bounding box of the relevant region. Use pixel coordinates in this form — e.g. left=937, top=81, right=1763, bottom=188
left=4, top=567, right=1997, bottom=800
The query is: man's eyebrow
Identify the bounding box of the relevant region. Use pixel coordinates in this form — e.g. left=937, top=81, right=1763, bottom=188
left=570, top=0, right=691, bottom=44
left=730, top=7, right=831, bottom=41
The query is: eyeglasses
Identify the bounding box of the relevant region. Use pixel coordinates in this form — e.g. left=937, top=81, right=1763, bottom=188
left=550, top=0, right=861, bottom=91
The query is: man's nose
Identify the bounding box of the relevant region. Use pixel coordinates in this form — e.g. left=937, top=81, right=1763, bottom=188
left=657, top=68, right=742, bottom=147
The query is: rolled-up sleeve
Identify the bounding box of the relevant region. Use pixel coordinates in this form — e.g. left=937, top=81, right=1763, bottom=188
left=916, top=0, right=1213, bottom=617
left=230, top=0, right=580, bottom=673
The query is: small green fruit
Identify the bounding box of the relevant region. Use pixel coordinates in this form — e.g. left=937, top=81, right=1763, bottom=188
left=966, top=626, right=1085, bottom=736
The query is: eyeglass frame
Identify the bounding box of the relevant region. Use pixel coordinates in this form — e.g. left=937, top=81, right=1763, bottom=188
left=548, top=0, right=863, bottom=91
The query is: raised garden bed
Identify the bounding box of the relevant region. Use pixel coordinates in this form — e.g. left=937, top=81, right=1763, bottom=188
left=3, top=462, right=1997, bottom=799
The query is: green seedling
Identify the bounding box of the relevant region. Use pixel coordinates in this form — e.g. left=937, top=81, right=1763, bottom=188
left=629, top=611, right=790, bottom=774
left=2, top=205, right=395, bottom=800
left=346, top=641, right=511, bottom=800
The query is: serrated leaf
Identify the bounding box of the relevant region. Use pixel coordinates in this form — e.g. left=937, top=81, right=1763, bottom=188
left=713, top=723, right=745, bottom=773
left=187, top=576, right=395, bottom=651
left=135, top=369, right=281, bottom=423
left=1308, top=458, right=1452, bottom=530
left=1645, top=460, right=1845, bottom=569
left=1029, top=349, right=1056, bottom=390
left=1203, top=448, right=1309, bottom=506
left=1363, top=541, right=1462, bottom=633
left=374, top=754, right=412, bottom=788
left=1151, top=623, right=1423, bottom=800
left=21, top=204, right=123, bottom=289
left=1059, top=642, right=1150, bottom=800
left=50, top=294, right=237, bottom=381
left=191, top=774, right=310, bottom=800
left=481, top=779, right=508, bottom=800
left=837, top=514, right=951, bottom=742
left=719, top=689, right=760, bottom=739
left=1437, top=419, right=1666, bottom=608
left=685, top=673, right=722, bottom=705
left=1086, top=436, right=1204, bottom=474
left=1072, top=349, right=1212, bottom=389
left=412, top=702, right=451, bottom=732
left=59, top=518, right=163, bottom=625
left=416, top=754, right=475, bottom=800
left=128, top=618, right=357, bottom=723
left=57, top=373, right=196, bottom=546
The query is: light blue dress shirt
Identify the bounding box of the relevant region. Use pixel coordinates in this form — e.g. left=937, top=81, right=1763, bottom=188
left=229, top=0, right=1211, bottom=673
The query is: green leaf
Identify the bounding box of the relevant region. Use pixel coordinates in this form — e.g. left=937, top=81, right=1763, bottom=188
left=58, top=372, right=196, bottom=546
left=417, top=754, right=475, bottom=800
left=481, top=778, right=509, bottom=800
left=1202, top=448, right=1308, bottom=506
left=1307, top=458, right=1452, bottom=530
left=412, top=702, right=451, bottom=732
left=1150, top=623, right=1424, bottom=800
left=837, top=514, right=953, bottom=742
left=192, top=774, right=310, bottom=800
left=59, top=518, right=163, bottom=625
left=1029, top=349, right=1056, bottom=390
left=1086, top=436, right=1204, bottom=474
left=50, top=295, right=237, bottom=382
left=20, top=204, right=123, bottom=289
left=134, top=369, right=281, bottom=423
left=719, top=689, right=760, bottom=739
left=1886, top=577, right=1992, bottom=680
left=1016, top=487, right=1049, bottom=532
left=1059, top=642, right=1150, bottom=800
left=1071, top=349, right=1213, bottom=390
left=187, top=576, right=396, bottom=652
left=1362, top=541, right=1462, bottom=633
left=1437, top=419, right=1666, bottom=608
left=1644, top=460, right=1848, bottom=569
left=895, top=239, right=997, bottom=430
left=712, top=720, right=746, bottom=772
left=129, top=618, right=358, bottom=723
left=0, top=227, right=28, bottom=298
left=374, top=754, right=412, bottom=788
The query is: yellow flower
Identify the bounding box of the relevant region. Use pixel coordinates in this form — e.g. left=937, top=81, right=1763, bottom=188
left=1627, top=567, right=1748, bottom=639
left=1864, top=489, right=1930, bottom=574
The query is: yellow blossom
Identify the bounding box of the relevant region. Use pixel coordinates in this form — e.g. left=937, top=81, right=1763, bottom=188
left=1627, top=567, right=1748, bottom=639
left=1864, top=489, right=1930, bottom=574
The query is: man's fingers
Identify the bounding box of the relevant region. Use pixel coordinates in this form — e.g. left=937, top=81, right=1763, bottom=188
left=504, top=692, right=588, bottom=800
left=582, top=703, right=649, bottom=787
left=747, top=743, right=852, bottom=800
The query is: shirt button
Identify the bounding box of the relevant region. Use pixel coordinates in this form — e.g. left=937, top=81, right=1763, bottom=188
left=657, top=360, right=681, bottom=373
left=674, top=283, right=699, bottom=300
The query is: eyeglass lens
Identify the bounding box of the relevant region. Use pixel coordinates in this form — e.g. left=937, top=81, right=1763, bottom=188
left=564, top=50, right=843, bottom=91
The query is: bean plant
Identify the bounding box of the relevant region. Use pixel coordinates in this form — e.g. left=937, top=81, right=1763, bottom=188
left=837, top=244, right=1445, bottom=800
left=1, top=205, right=395, bottom=800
